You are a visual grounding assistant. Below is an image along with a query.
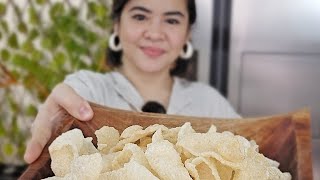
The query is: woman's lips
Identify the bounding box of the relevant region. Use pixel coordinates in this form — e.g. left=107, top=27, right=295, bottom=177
left=141, top=47, right=165, bottom=58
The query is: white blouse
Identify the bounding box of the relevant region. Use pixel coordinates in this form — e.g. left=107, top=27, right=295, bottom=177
left=64, top=70, right=240, bottom=118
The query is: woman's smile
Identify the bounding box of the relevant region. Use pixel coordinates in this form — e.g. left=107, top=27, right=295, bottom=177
left=141, top=46, right=166, bottom=58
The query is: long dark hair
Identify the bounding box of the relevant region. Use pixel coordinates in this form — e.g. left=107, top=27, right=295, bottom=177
left=106, top=0, right=197, bottom=77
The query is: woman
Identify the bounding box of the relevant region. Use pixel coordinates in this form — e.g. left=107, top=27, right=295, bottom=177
left=24, top=0, right=239, bottom=164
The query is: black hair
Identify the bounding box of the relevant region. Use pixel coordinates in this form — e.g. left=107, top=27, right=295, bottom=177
left=106, top=0, right=197, bottom=77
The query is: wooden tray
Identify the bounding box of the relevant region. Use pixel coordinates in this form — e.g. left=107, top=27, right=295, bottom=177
left=19, top=103, right=313, bottom=180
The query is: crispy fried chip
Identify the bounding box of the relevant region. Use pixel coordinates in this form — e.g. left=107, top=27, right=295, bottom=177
left=71, top=153, right=102, bottom=180
left=46, top=122, right=291, bottom=180
left=185, top=157, right=221, bottom=180
left=177, top=131, right=251, bottom=163
left=111, top=143, right=154, bottom=174
left=212, top=157, right=235, bottom=180
left=138, top=136, right=152, bottom=149
left=49, top=129, right=85, bottom=177
left=50, top=146, right=74, bottom=177
left=163, top=127, right=181, bottom=144
left=145, top=139, right=192, bottom=180
left=207, top=125, right=217, bottom=134
left=80, top=137, right=98, bottom=155
left=101, top=152, right=119, bottom=173
left=120, top=125, right=143, bottom=139
left=110, top=124, right=168, bottom=152
left=233, top=148, right=291, bottom=180
left=99, top=160, right=159, bottom=180
left=177, top=122, right=195, bottom=142
left=95, top=126, right=120, bottom=154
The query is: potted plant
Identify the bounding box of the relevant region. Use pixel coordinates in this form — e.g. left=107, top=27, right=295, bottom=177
left=0, top=0, right=112, bottom=177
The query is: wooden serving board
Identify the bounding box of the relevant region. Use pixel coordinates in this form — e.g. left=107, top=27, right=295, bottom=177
left=19, top=103, right=313, bottom=180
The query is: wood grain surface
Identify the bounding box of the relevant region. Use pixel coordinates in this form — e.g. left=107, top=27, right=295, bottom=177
left=19, top=103, right=313, bottom=180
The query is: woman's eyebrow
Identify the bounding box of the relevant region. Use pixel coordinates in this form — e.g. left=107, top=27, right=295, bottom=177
left=164, top=11, right=185, bottom=18
left=129, top=6, right=151, bottom=13
left=129, top=6, right=185, bottom=18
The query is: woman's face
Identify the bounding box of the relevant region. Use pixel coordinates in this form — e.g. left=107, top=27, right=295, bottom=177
left=115, top=0, right=190, bottom=75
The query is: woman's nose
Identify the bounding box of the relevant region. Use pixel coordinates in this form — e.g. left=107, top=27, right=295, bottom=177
left=144, top=20, right=164, bottom=41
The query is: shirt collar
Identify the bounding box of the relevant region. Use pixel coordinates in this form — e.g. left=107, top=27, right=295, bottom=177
left=109, top=71, right=192, bottom=113
left=167, top=77, right=192, bottom=114
left=109, top=71, right=144, bottom=111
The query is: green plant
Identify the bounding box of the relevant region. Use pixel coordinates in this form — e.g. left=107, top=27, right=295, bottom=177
left=0, top=0, right=112, bottom=165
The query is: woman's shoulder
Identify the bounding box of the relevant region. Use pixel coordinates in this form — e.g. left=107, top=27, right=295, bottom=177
left=64, top=70, right=116, bottom=85
left=63, top=70, right=118, bottom=104
left=66, top=69, right=111, bottom=79
left=175, top=77, right=240, bottom=118
left=176, top=77, right=222, bottom=97
left=63, top=70, right=115, bottom=92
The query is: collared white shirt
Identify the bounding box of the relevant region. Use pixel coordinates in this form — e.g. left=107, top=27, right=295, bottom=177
left=64, top=70, right=240, bottom=118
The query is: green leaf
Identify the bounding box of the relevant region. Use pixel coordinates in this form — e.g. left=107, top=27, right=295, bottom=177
left=54, top=15, right=77, bottom=33
left=2, top=143, right=14, bottom=156
left=49, top=3, right=65, bottom=21
left=0, top=120, right=6, bottom=137
left=48, top=31, right=60, bottom=49
left=69, top=7, right=79, bottom=17
left=51, top=51, right=66, bottom=70
left=12, top=53, right=32, bottom=70
left=28, top=6, right=40, bottom=25
left=18, top=22, right=28, bottom=33
left=95, top=4, right=108, bottom=20
left=64, top=38, right=88, bottom=56
left=0, top=49, right=10, bottom=61
left=0, top=20, right=8, bottom=32
left=27, top=29, right=39, bottom=41
left=74, top=24, right=98, bottom=44
left=31, top=49, right=44, bottom=61
left=40, top=37, right=52, bottom=50
left=88, top=2, right=108, bottom=20
left=8, top=33, right=19, bottom=48
left=87, top=2, right=97, bottom=19
left=40, top=29, right=60, bottom=50
left=17, top=143, right=26, bottom=160
left=26, top=104, right=37, bottom=117
left=8, top=95, right=19, bottom=112
left=35, top=0, right=46, bottom=5
left=0, top=3, right=6, bottom=16
left=94, top=19, right=109, bottom=29
left=11, top=116, right=19, bottom=135
left=22, top=39, right=35, bottom=53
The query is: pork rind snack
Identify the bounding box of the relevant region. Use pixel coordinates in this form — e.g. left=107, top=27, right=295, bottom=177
left=44, top=123, right=291, bottom=180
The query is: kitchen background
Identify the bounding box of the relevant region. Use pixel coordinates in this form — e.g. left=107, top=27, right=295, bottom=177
left=194, top=0, right=320, bottom=178
left=0, top=0, right=319, bottom=179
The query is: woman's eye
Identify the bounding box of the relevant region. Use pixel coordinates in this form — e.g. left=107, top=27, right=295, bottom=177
left=132, top=14, right=146, bottom=21
left=166, top=19, right=180, bottom=25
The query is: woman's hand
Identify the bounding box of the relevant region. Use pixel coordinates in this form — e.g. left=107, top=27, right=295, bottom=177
left=23, top=83, right=94, bottom=164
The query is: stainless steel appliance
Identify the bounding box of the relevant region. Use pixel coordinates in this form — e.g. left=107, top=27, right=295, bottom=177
left=228, top=0, right=320, bottom=178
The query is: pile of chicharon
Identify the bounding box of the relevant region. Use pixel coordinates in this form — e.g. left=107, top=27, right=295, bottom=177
left=43, top=122, right=291, bottom=180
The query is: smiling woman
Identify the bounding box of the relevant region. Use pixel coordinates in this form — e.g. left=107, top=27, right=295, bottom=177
left=24, top=0, right=240, bottom=165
